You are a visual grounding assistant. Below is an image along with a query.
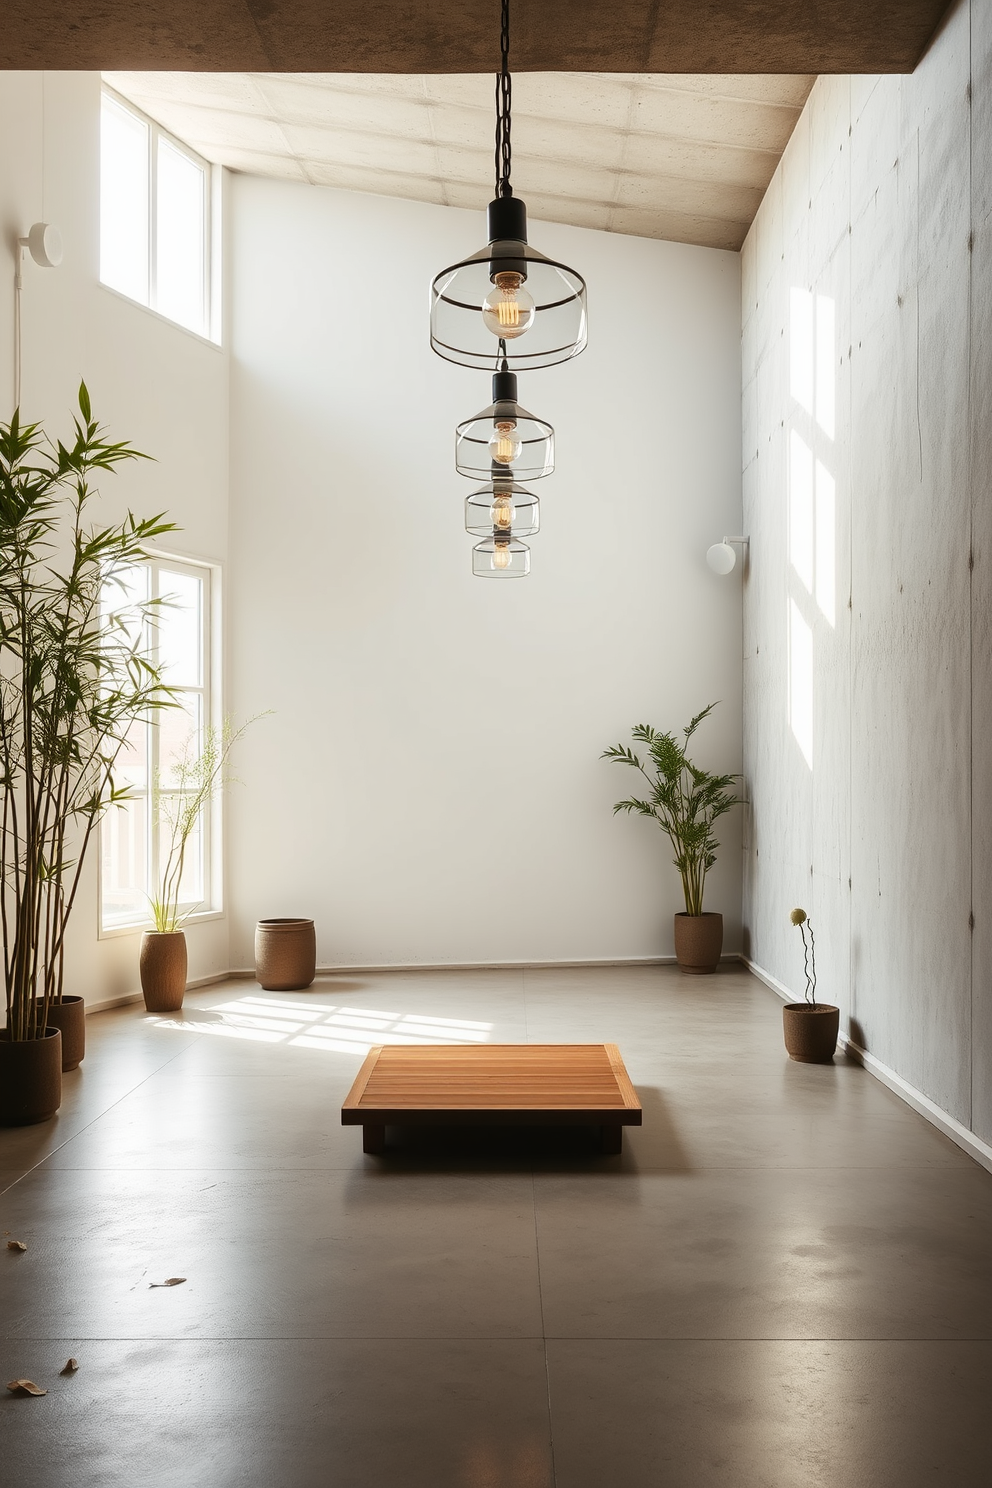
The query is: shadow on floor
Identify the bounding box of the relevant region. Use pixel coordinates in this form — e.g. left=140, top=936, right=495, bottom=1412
left=351, top=1085, right=692, bottom=1176
left=360, top=1123, right=624, bottom=1174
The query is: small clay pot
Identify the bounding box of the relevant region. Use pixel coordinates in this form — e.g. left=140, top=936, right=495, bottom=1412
left=255, top=919, right=316, bottom=991
left=0, top=1027, right=63, bottom=1126
left=140, top=931, right=188, bottom=1013
left=673, top=911, right=723, bottom=974
left=783, top=1003, right=840, bottom=1063
left=36, top=996, right=86, bottom=1071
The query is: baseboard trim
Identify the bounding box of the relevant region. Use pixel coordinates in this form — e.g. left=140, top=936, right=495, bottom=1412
left=226, top=956, right=695, bottom=976
left=224, top=954, right=742, bottom=976
left=84, top=992, right=143, bottom=1016
left=84, top=972, right=231, bottom=1017
left=744, top=956, right=992, bottom=1177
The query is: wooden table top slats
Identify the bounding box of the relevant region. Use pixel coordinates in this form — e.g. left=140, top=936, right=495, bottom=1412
left=341, top=1043, right=642, bottom=1124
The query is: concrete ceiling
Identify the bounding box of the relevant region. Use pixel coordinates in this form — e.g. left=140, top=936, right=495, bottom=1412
left=107, top=71, right=816, bottom=250
left=9, top=0, right=954, bottom=72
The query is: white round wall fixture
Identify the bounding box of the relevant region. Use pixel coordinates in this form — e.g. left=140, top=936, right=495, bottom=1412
left=706, top=541, right=738, bottom=575
left=26, top=222, right=63, bottom=268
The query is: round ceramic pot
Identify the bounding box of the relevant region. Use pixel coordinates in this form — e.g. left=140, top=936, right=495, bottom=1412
left=255, top=919, right=316, bottom=991
left=140, top=931, right=188, bottom=1014
left=673, top=911, right=723, bottom=974
left=0, top=1027, right=63, bottom=1126
left=35, top=995, right=85, bottom=1071
left=783, top=1002, right=840, bottom=1063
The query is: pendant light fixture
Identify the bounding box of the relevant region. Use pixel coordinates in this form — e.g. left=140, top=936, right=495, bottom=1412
left=464, top=477, right=540, bottom=539
left=455, top=356, right=554, bottom=483
left=472, top=535, right=531, bottom=579
left=430, top=0, right=587, bottom=372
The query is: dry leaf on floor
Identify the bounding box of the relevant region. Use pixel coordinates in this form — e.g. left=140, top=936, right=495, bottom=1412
left=148, top=1277, right=187, bottom=1288
left=62, top=1359, right=79, bottom=1374
left=6, top=1380, right=47, bottom=1396
left=6, top=1240, right=27, bottom=1252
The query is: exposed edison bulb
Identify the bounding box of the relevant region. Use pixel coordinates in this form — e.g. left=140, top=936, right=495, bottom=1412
left=488, top=419, right=521, bottom=466
left=491, top=495, right=514, bottom=531
left=482, top=272, right=536, bottom=339
left=492, top=541, right=513, bottom=570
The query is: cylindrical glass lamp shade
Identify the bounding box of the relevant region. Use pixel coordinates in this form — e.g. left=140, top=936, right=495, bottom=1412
left=431, top=198, right=587, bottom=372
left=455, top=369, right=554, bottom=482
left=472, top=536, right=530, bottom=578
left=464, top=480, right=540, bottom=538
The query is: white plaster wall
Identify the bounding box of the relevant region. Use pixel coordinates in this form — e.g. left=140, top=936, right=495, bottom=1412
left=0, top=72, right=231, bottom=1006
left=228, top=176, right=743, bottom=968
left=742, top=0, right=992, bottom=1143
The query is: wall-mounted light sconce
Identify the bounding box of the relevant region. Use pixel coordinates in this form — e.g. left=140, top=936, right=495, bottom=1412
left=706, top=536, right=749, bottom=575
left=20, top=223, right=63, bottom=269
left=14, top=223, right=63, bottom=412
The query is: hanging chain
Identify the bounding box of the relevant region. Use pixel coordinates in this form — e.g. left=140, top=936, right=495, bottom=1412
left=494, top=0, right=512, bottom=197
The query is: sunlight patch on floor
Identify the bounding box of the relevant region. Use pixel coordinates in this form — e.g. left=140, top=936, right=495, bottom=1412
left=150, top=995, right=494, bottom=1053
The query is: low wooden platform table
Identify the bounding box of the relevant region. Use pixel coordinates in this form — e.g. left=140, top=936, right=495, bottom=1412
left=342, top=1043, right=642, bottom=1154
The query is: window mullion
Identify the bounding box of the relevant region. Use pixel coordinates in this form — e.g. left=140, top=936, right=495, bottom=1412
left=149, top=121, right=158, bottom=312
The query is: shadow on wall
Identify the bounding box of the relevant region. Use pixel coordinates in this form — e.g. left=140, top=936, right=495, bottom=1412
left=847, top=1017, right=868, bottom=1055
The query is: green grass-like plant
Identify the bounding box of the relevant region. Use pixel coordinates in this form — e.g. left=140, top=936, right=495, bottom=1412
left=150, top=716, right=259, bottom=933
left=602, top=702, right=742, bottom=917
left=1, top=386, right=175, bottom=1041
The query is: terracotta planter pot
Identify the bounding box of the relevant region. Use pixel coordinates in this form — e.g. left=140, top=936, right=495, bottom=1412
left=0, top=1027, right=62, bottom=1126
left=255, top=919, right=316, bottom=991
left=140, top=931, right=188, bottom=1013
left=783, top=1002, right=840, bottom=1063
left=36, top=996, right=85, bottom=1071
left=673, top=912, right=723, bottom=974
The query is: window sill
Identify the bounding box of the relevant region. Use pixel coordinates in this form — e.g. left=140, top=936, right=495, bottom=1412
left=98, top=281, right=222, bottom=349
left=98, top=908, right=226, bottom=941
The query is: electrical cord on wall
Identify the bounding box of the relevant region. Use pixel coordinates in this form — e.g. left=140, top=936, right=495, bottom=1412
left=14, top=245, right=24, bottom=413
left=12, top=224, right=62, bottom=415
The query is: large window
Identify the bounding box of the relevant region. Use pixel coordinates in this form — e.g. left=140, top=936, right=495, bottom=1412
left=100, top=557, right=219, bottom=932
left=100, top=88, right=217, bottom=340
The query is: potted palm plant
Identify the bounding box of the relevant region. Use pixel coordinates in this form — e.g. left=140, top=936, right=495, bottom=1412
left=783, top=908, right=839, bottom=1062
left=603, top=703, right=741, bottom=973
left=1, top=387, right=174, bottom=1123
left=140, top=717, right=255, bottom=1013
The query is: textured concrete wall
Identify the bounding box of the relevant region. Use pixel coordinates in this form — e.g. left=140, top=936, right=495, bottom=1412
left=743, top=0, right=992, bottom=1143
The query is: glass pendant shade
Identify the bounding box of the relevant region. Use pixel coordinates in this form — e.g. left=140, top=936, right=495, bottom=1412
left=432, top=196, right=587, bottom=372
left=472, top=535, right=530, bottom=578
left=455, top=367, right=554, bottom=482
left=464, top=479, right=540, bottom=538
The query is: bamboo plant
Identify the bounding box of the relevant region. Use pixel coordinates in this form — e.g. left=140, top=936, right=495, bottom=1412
left=602, top=703, right=741, bottom=916
left=150, top=717, right=256, bottom=933
left=1, top=386, right=175, bottom=1041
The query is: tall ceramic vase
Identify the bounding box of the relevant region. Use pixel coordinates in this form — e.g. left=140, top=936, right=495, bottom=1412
left=140, top=931, right=188, bottom=1013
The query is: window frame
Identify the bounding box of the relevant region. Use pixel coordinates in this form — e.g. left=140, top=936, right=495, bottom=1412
left=100, top=84, right=218, bottom=344
left=98, top=551, right=225, bottom=939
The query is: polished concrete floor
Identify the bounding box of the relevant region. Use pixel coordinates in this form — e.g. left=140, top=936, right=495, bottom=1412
left=3, top=963, right=992, bottom=1486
